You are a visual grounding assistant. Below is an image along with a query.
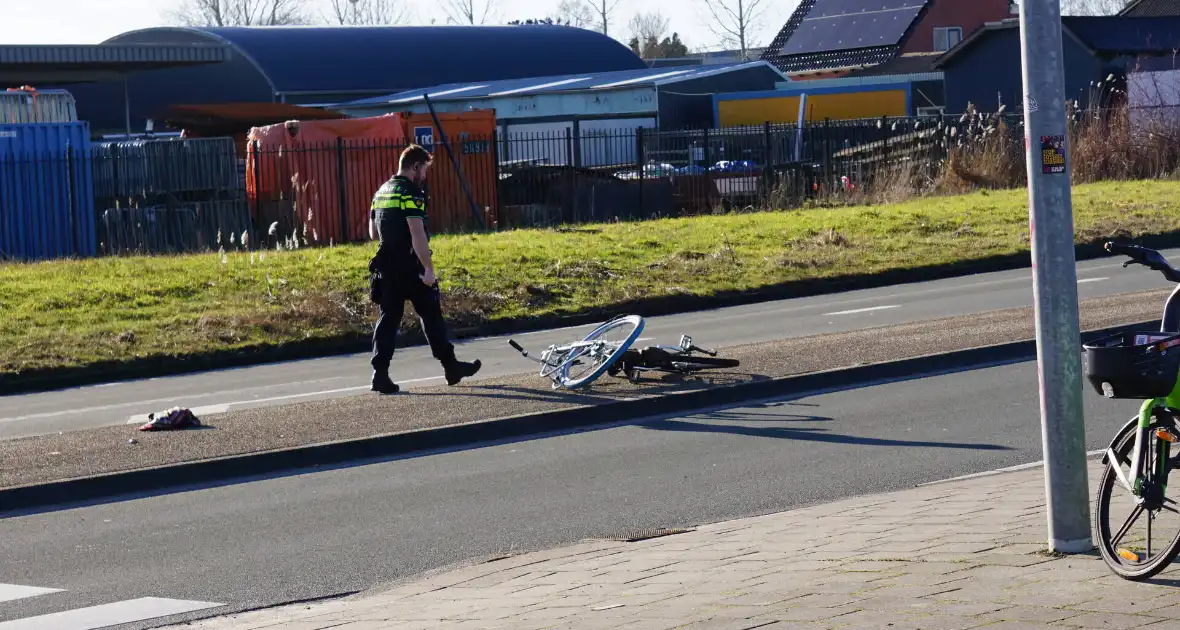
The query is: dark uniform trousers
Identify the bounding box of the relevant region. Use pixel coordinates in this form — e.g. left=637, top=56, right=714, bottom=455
left=370, top=248, right=458, bottom=374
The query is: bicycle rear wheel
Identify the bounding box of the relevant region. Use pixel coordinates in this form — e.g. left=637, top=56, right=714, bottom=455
left=560, top=315, right=645, bottom=389
left=1095, top=415, right=1180, bottom=580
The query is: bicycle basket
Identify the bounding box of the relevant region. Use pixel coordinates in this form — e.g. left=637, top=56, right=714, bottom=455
left=1083, top=331, right=1180, bottom=399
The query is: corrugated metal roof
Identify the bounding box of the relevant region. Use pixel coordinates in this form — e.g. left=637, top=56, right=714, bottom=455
left=108, top=25, right=646, bottom=96
left=0, top=44, right=229, bottom=65
left=335, top=61, right=788, bottom=108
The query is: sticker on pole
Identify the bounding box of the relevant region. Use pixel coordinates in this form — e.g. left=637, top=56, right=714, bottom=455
left=1040, top=135, right=1066, bottom=174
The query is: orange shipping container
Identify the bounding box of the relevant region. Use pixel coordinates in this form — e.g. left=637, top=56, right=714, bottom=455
left=246, top=110, right=500, bottom=242
left=398, top=109, right=499, bottom=233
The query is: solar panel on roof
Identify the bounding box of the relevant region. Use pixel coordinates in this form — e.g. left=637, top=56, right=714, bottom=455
left=779, top=0, right=926, bottom=56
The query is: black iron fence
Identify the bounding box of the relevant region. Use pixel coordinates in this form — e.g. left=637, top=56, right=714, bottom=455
left=4, top=105, right=1176, bottom=261
left=92, top=137, right=252, bottom=256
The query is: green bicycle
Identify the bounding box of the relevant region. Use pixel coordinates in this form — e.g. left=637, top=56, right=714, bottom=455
left=1085, top=241, right=1180, bottom=579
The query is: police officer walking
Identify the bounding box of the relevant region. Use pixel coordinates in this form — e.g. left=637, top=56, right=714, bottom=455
left=368, top=144, right=481, bottom=394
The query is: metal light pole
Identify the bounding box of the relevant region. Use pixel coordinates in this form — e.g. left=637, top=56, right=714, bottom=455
left=1018, top=0, right=1092, bottom=553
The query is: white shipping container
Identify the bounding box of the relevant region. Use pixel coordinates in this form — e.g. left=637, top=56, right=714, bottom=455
left=0, top=89, right=78, bottom=124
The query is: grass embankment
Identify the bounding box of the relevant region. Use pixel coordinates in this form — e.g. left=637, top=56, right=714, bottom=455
left=3, top=179, right=1179, bottom=376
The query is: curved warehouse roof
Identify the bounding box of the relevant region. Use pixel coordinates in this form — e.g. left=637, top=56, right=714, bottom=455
left=337, top=62, right=790, bottom=108
left=104, top=25, right=647, bottom=97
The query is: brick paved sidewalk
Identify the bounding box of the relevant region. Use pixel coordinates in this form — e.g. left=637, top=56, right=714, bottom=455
left=170, top=459, right=1180, bottom=630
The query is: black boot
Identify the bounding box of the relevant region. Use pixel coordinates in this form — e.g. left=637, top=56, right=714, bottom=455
left=371, top=370, right=400, bottom=395
left=444, top=359, right=482, bottom=386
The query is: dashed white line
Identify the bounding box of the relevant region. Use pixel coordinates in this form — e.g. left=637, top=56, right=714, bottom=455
left=824, top=305, right=901, bottom=316
left=0, top=584, right=62, bottom=604
left=1077, top=277, right=1108, bottom=284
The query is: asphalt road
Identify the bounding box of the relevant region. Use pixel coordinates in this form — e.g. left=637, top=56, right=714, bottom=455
left=2, top=250, right=1177, bottom=441
left=0, top=359, right=1139, bottom=629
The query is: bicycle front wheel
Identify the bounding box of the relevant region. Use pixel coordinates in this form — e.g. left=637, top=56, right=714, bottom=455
left=560, top=315, right=645, bottom=389
left=1095, top=415, right=1180, bottom=580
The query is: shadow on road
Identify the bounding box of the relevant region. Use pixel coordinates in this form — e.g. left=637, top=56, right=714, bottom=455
left=640, top=416, right=1010, bottom=451
left=411, top=371, right=772, bottom=405
left=637, top=399, right=1011, bottom=452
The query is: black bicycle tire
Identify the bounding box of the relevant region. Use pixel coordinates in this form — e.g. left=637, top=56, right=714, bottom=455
left=670, top=356, right=741, bottom=370
left=1095, top=418, right=1180, bottom=580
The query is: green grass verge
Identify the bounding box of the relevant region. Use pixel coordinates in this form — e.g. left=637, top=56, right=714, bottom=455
left=3, top=179, right=1179, bottom=376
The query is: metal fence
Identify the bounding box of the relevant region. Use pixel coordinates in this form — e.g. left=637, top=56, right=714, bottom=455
left=91, top=137, right=252, bottom=256
left=3, top=106, right=1169, bottom=261
left=226, top=118, right=1020, bottom=243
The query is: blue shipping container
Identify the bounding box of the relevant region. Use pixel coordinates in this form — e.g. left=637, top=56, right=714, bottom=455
left=0, top=122, right=97, bottom=261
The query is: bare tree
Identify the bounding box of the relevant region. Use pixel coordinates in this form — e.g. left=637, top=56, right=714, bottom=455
left=325, top=0, right=410, bottom=24
left=589, top=0, right=621, bottom=36
left=441, top=0, right=497, bottom=24
left=552, top=0, right=596, bottom=29
left=696, top=0, right=770, bottom=59
left=170, top=0, right=311, bottom=26
left=627, top=11, right=670, bottom=44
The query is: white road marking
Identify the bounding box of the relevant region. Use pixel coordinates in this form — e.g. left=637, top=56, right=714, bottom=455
left=125, top=376, right=448, bottom=424
left=0, top=584, right=62, bottom=604
left=0, top=597, right=224, bottom=630
left=1077, top=277, right=1108, bottom=284
left=1, top=376, right=356, bottom=423
left=920, top=449, right=1105, bottom=486
left=824, top=305, right=901, bottom=316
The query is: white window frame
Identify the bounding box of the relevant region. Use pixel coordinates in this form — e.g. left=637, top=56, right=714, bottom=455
left=934, top=26, right=964, bottom=52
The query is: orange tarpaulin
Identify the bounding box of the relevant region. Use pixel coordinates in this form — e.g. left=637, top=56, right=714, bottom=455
left=246, top=115, right=408, bottom=245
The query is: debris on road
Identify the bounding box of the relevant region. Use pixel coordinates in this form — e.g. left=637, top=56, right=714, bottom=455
left=138, top=407, right=201, bottom=432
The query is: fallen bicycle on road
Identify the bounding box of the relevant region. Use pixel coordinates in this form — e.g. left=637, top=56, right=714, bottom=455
left=508, top=314, right=739, bottom=390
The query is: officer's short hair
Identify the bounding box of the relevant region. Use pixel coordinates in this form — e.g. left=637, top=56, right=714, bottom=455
left=400, top=144, right=432, bottom=171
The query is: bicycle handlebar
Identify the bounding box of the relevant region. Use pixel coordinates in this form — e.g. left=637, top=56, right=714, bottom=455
left=1104, top=241, right=1137, bottom=257
left=1105, top=241, right=1180, bottom=283
left=509, top=339, right=524, bottom=353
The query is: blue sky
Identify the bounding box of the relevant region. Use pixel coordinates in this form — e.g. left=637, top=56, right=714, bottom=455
left=1, top=0, right=796, bottom=51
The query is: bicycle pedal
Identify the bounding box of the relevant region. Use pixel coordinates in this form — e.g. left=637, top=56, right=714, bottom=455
left=1157, top=428, right=1180, bottom=443
left=1118, top=548, right=1141, bottom=562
